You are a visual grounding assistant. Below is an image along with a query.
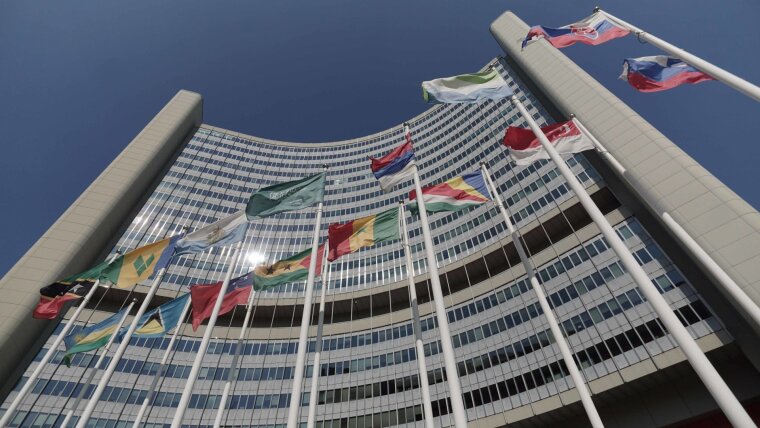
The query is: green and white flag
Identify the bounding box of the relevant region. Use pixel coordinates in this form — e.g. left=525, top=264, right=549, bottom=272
left=422, top=69, right=513, bottom=104
left=246, top=172, right=326, bottom=219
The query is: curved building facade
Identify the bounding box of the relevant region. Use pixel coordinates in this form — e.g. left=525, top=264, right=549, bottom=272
left=2, top=11, right=760, bottom=428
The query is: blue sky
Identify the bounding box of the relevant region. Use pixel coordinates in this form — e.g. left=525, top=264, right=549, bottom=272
left=1, top=0, right=759, bottom=276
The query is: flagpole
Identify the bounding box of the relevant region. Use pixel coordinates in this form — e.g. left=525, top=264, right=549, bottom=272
left=480, top=163, right=604, bottom=428
left=510, top=95, right=756, bottom=428
left=408, top=143, right=468, bottom=427
left=213, top=284, right=257, bottom=428
left=59, top=300, right=136, bottom=428
left=75, top=266, right=170, bottom=428
left=286, top=166, right=327, bottom=428
left=595, top=7, right=760, bottom=103
left=398, top=202, right=435, bottom=428
left=306, top=244, right=330, bottom=428
left=0, top=252, right=121, bottom=428
left=571, top=115, right=760, bottom=333
left=170, top=241, right=244, bottom=428
left=131, top=297, right=192, bottom=428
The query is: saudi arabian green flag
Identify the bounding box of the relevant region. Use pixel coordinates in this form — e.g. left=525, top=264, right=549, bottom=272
left=63, top=307, right=129, bottom=366
left=246, top=172, right=326, bottom=219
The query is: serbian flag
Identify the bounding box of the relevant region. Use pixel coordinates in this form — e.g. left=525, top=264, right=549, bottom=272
left=189, top=272, right=253, bottom=330
left=523, top=11, right=629, bottom=49
left=621, top=56, right=714, bottom=92
left=328, top=208, right=400, bottom=261
left=503, top=119, right=595, bottom=165
left=408, top=172, right=490, bottom=214
left=370, top=127, right=416, bottom=192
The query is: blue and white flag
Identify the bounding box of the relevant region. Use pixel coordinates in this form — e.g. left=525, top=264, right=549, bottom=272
left=369, top=126, right=416, bottom=192
left=175, top=210, right=248, bottom=256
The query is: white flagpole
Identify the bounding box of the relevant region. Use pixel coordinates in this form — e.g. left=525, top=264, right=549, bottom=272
left=510, top=95, right=756, bottom=428
left=60, top=300, right=136, bottom=428
left=480, top=163, right=604, bottom=428
left=398, top=202, right=435, bottom=428
left=286, top=184, right=326, bottom=428
left=75, top=266, right=171, bottom=428
left=408, top=131, right=468, bottom=427
left=213, top=284, right=257, bottom=428
left=306, top=244, right=330, bottom=428
left=170, top=242, right=244, bottom=428
left=596, top=8, right=760, bottom=103
left=0, top=252, right=121, bottom=428
left=572, top=115, right=760, bottom=333
left=131, top=297, right=192, bottom=428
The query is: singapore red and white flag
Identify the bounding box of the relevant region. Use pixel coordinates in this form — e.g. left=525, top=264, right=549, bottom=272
left=503, top=119, right=595, bottom=165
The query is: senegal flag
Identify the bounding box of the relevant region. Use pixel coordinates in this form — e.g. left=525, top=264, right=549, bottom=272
left=246, top=172, right=326, bottom=220
left=408, top=172, right=490, bottom=214
left=253, top=245, right=324, bottom=290
left=100, top=236, right=178, bottom=289
left=328, top=208, right=399, bottom=261
left=63, top=307, right=129, bottom=365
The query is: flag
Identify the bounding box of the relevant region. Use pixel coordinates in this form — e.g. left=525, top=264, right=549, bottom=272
left=328, top=208, right=400, bottom=261
left=175, top=211, right=248, bottom=256
left=523, top=11, right=629, bottom=49
left=246, top=172, right=326, bottom=219
left=32, top=259, right=111, bottom=319
left=408, top=172, right=490, bottom=214
left=503, top=119, right=595, bottom=165
left=252, top=245, right=324, bottom=290
left=621, top=55, right=714, bottom=92
left=369, top=129, right=416, bottom=192
left=422, top=69, right=513, bottom=104
left=100, top=236, right=179, bottom=289
left=129, top=294, right=190, bottom=338
left=190, top=272, right=253, bottom=330
left=63, top=307, right=129, bottom=365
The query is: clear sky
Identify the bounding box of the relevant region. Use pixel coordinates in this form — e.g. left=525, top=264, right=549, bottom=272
left=1, top=0, right=759, bottom=276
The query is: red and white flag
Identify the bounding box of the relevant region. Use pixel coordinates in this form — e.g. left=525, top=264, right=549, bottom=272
left=503, top=119, right=595, bottom=165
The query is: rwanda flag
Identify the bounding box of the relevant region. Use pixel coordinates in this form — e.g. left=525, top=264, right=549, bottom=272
left=63, top=307, right=129, bottom=365
left=100, top=236, right=179, bottom=289
left=328, top=208, right=400, bottom=261
left=130, top=294, right=190, bottom=338
left=253, top=245, right=324, bottom=290
left=408, top=172, right=490, bottom=214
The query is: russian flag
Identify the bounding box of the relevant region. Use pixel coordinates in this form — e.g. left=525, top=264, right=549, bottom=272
left=621, top=56, right=714, bottom=92
left=523, top=11, right=629, bottom=49
left=370, top=126, right=416, bottom=192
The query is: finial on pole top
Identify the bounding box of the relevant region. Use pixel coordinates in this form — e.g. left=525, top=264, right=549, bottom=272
left=593, top=6, right=601, bottom=12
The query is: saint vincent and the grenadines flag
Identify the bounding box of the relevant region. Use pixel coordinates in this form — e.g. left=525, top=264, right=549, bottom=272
left=100, top=236, right=179, bottom=289
left=63, top=307, right=130, bottom=365
left=328, top=208, right=400, bottom=261
left=408, top=172, right=490, bottom=214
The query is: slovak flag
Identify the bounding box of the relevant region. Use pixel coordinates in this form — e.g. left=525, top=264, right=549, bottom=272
left=621, top=56, right=714, bottom=92
left=369, top=125, right=416, bottom=192
left=503, top=119, right=595, bottom=165
left=523, top=11, right=629, bottom=49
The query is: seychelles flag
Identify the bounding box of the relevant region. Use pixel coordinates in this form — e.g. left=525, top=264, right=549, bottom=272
left=523, top=11, right=629, bottom=49
left=328, top=208, right=400, bottom=261
left=408, top=172, right=490, bottom=214
left=190, top=272, right=253, bottom=330
left=621, top=56, right=714, bottom=92
left=369, top=127, right=416, bottom=192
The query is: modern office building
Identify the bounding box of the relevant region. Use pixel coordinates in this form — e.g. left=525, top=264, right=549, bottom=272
left=2, top=10, right=760, bottom=428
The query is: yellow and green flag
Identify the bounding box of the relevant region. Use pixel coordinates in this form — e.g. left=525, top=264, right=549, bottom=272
left=63, top=307, right=129, bottom=365
left=252, top=245, right=324, bottom=290
left=327, top=208, right=399, bottom=261
left=100, top=236, right=178, bottom=289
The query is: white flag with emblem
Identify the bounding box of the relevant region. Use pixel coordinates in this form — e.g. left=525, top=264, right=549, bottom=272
left=175, top=210, right=248, bottom=256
